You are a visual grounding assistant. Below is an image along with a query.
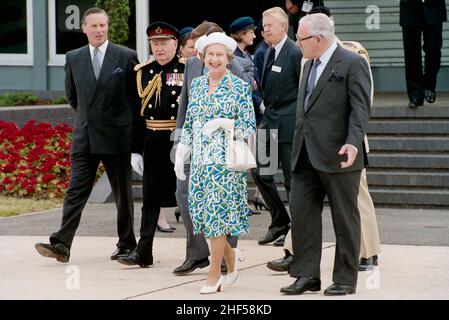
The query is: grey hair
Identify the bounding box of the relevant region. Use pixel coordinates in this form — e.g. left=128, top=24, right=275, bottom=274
left=299, top=13, right=335, bottom=40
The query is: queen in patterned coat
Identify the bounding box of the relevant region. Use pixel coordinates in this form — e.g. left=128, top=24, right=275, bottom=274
left=175, top=32, right=256, bottom=294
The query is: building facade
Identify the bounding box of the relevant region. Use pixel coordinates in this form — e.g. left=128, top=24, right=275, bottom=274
left=0, top=0, right=448, bottom=93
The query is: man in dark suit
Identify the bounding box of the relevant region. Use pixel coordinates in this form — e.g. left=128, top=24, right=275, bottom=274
left=280, top=13, right=371, bottom=296
left=400, top=0, right=447, bottom=107
left=35, top=7, right=138, bottom=262
left=254, top=7, right=302, bottom=246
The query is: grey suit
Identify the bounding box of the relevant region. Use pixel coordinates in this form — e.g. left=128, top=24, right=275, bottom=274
left=289, top=45, right=371, bottom=286
left=175, top=56, right=252, bottom=261
left=50, top=42, right=138, bottom=251
left=254, top=38, right=302, bottom=233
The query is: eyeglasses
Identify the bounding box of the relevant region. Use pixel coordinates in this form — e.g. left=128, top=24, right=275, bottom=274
left=296, top=35, right=315, bottom=43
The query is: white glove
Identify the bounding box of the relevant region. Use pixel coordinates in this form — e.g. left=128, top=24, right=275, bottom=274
left=201, top=118, right=235, bottom=137
left=174, top=143, right=189, bottom=181
left=131, top=153, right=144, bottom=176
left=259, top=101, right=266, bottom=115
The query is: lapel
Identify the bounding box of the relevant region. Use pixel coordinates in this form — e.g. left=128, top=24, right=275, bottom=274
left=92, top=43, right=119, bottom=98
left=81, top=46, right=97, bottom=91
left=261, top=47, right=270, bottom=86
left=234, top=47, right=246, bottom=59
left=265, top=39, right=292, bottom=93
left=297, top=59, right=313, bottom=115
left=305, top=45, right=343, bottom=113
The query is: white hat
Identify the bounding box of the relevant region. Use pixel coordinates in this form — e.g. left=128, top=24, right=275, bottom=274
left=196, top=32, right=237, bottom=54
left=194, top=35, right=207, bottom=52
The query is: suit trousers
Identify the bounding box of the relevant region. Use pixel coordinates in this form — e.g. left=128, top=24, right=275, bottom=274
left=50, top=152, right=136, bottom=250
left=402, top=23, right=443, bottom=100
left=253, top=127, right=292, bottom=230
left=283, top=168, right=381, bottom=259
left=289, top=148, right=361, bottom=286
left=175, top=164, right=238, bottom=261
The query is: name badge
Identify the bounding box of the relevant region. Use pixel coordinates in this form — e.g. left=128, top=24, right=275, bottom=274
left=302, top=1, right=314, bottom=13
left=271, top=65, right=282, bottom=73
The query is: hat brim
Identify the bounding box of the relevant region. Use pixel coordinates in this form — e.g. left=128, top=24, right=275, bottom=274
left=148, top=35, right=177, bottom=40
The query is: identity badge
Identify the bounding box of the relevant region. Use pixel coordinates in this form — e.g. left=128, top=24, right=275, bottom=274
left=271, top=65, right=282, bottom=73
left=302, top=1, right=314, bottom=13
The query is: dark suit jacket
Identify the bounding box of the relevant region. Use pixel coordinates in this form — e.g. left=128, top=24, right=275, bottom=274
left=261, top=38, right=302, bottom=142
left=65, top=42, right=139, bottom=154
left=400, top=0, right=447, bottom=26
left=291, top=45, right=371, bottom=173
left=176, top=56, right=252, bottom=129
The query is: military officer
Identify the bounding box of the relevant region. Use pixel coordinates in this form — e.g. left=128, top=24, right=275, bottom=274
left=118, top=21, right=185, bottom=268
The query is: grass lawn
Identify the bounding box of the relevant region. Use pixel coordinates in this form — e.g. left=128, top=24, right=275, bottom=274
left=0, top=196, right=63, bottom=217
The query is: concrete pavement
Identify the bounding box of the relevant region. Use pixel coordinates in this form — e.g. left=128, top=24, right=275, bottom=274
left=0, top=204, right=448, bottom=300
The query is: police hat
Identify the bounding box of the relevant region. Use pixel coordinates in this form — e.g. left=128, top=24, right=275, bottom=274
left=146, top=21, right=179, bottom=40
left=179, top=27, right=194, bottom=42
left=229, top=16, right=255, bottom=34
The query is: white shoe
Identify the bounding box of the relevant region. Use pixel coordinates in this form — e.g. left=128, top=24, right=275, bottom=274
left=200, top=275, right=225, bottom=294
left=225, top=248, right=245, bottom=285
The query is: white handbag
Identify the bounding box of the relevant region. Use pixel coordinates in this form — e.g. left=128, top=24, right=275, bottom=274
left=225, top=129, right=257, bottom=171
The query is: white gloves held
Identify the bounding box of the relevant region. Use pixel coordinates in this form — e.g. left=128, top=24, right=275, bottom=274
left=174, top=143, right=190, bottom=181
left=201, top=118, right=235, bottom=137
left=131, top=153, right=144, bottom=176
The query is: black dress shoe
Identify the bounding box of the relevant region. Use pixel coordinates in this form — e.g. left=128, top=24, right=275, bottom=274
left=35, top=243, right=70, bottom=263
left=425, top=89, right=436, bottom=103
left=408, top=97, right=424, bottom=108
left=117, top=251, right=153, bottom=268
left=358, top=255, right=378, bottom=271
left=273, top=235, right=286, bottom=247
left=172, top=258, right=210, bottom=275
left=267, top=253, right=293, bottom=272
left=258, top=225, right=290, bottom=245
left=280, top=277, right=321, bottom=295
left=110, top=248, right=132, bottom=260
left=324, top=283, right=356, bottom=296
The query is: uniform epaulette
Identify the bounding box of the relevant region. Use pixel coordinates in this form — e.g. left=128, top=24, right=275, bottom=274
left=134, top=57, right=156, bottom=71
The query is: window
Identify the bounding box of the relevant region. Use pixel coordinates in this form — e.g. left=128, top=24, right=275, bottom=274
left=0, top=0, right=33, bottom=65
left=49, top=0, right=137, bottom=66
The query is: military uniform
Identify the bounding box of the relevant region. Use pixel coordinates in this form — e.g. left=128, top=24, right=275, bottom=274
left=133, top=56, right=185, bottom=208
left=122, top=22, right=184, bottom=267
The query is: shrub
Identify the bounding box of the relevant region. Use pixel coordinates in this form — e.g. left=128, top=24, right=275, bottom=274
left=52, top=96, right=68, bottom=104
left=96, top=0, right=130, bottom=46
left=0, top=92, right=38, bottom=106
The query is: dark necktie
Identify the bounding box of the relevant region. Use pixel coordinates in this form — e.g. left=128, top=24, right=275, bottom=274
left=92, top=47, right=101, bottom=80
left=304, top=59, right=321, bottom=112
left=262, top=47, right=276, bottom=89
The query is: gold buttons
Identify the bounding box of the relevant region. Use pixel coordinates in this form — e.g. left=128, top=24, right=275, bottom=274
left=172, top=91, right=176, bottom=95
left=149, top=104, right=152, bottom=108
left=150, top=70, right=154, bottom=74
left=171, top=116, right=175, bottom=120
left=171, top=104, right=176, bottom=108
left=174, top=69, right=178, bottom=73
left=150, top=117, right=154, bottom=120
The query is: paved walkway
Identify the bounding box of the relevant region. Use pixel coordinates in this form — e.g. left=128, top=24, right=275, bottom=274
left=1, top=204, right=449, bottom=300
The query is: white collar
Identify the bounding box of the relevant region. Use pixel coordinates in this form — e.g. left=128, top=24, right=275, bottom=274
left=317, top=40, right=337, bottom=66
left=89, top=40, right=109, bottom=56
left=273, top=35, right=288, bottom=58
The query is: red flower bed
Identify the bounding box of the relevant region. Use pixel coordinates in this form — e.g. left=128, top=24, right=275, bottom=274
left=0, top=120, right=72, bottom=198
